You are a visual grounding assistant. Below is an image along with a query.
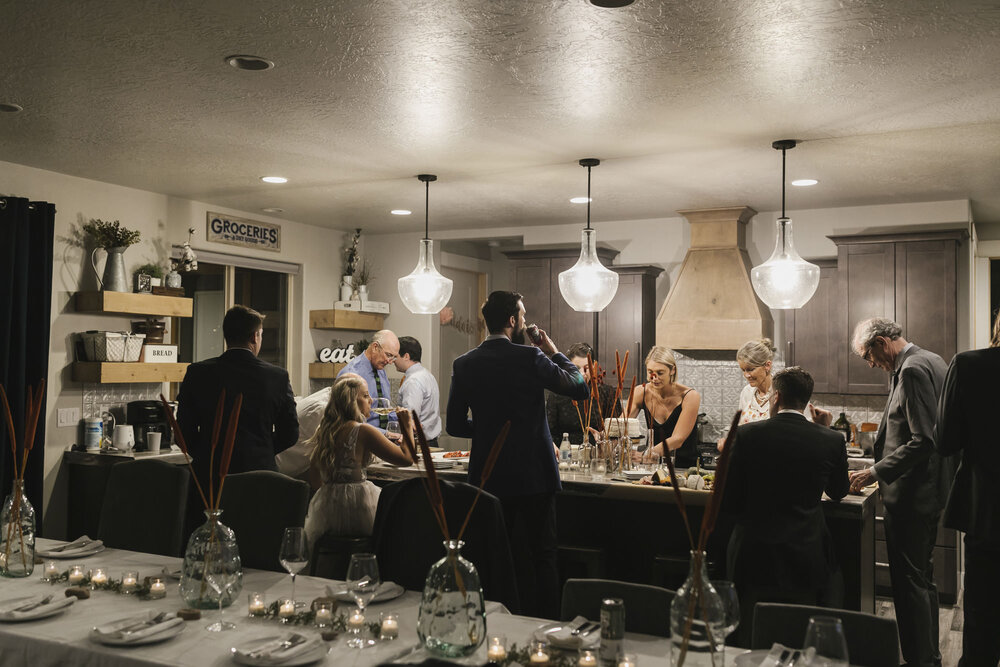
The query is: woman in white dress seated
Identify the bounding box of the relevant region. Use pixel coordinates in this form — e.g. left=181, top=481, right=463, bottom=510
left=304, top=376, right=416, bottom=544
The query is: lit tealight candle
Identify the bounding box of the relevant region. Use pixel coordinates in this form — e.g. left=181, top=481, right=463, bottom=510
left=90, top=568, right=108, bottom=587
left=578, top=649, right=598, bottom=667
left=279, top=599, right=296, bottom=619
left=68, top=565, right=86, bottom=585
left=379, top=613, right=399, bottom=640
left=529, top=640, right=551, bottom=664
left=348, top=608, right=366, bottom=630
left=617, top=653, right=638, bottom=667
left=43, top=561, right=60, bottom=581
left=487, top=636, right=507, bottom=661
left=121, top=570, right=139, bottom=593
left=149, top=577, right=167, bottom=599
left=247, top=592, right=266, bottom=617
left=314, top=603, right=334, bottom=628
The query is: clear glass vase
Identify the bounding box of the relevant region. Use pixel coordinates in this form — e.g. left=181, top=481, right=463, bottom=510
left=670, top=550, right=725, bottom=667
left=417, top=540, right=487, bottom=657
left=180, top=509, right=243, bottom=608
left=0, top=480, right=35, bottom=578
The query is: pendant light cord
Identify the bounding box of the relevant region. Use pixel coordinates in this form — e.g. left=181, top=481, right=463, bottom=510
left=781, top=147, right=787, bottom=219
left=586, top=165, right=592, bottom=231
left=424, top=179, right=430, bottom=241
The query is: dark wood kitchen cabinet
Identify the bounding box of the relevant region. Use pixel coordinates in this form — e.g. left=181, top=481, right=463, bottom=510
left=784, top=259, right=839, bottom=394
left=504, top=248, right=662, bottom=368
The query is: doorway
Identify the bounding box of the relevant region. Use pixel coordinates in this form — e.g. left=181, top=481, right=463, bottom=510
left=437, top=266, right=486, bottom=451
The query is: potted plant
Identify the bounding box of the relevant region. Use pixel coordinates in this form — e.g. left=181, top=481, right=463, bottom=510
left=341, top=228, right=361, bottom=302
left=355, top=260, right=374, bottom=301
left=134, top=262, right=165, bottom=292
left=83, top=219, right=141, bottom=293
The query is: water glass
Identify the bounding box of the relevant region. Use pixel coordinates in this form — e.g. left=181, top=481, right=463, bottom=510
left=803, top=615, right=849, bottom=667
left=590, top=457, right=607, bottom=479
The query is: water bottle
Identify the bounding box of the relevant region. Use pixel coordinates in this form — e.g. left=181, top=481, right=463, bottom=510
left=560, top=433, right=571, bottom=462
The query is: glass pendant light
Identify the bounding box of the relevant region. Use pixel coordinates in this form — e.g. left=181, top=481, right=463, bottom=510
left=750, top=140, right=820, bottom=310
left=397, top=174, right=453, bottom=314
left=558, top=158, right=619, bottom=312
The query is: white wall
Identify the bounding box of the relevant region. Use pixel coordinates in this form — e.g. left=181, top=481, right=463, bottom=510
left=3, top=160, right=343, bottom=536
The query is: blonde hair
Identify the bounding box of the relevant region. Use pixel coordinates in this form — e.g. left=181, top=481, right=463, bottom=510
left=737, top=338, right=775, bottom=368
left=308, top=376, right=367, bottom=478
left=645, top=346, right=678, bottom=383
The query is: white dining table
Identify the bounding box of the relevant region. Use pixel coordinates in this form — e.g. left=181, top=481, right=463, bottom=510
left=0, top=538, right=680, bottom=666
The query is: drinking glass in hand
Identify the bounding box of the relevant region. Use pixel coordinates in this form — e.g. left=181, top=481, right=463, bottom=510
left=372, top=397, right=393, bottom=417
left=713, top=581, right=740, bottom=647
left=346, top=553, right=381, bottom=649
left=279, top=527, right=309, bottom=606
left=803, top=615, right=849, bottom=667
left=385, top=421, right=402, bottom=441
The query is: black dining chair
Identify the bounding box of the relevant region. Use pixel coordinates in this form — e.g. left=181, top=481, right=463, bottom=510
left=218, top=470, right=310, bottom=572
left=751, top=602, right=900, bottom=667
left=370, top=477, right=520, bottom=614
left=561, top=578, right=674, bottom=637
left=309, top=534, right=372, bottom=579
left=96, top=459, right=191, bottom=557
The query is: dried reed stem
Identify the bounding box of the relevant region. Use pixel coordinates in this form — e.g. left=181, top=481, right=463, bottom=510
left=160, top=394, right=210, bottom=510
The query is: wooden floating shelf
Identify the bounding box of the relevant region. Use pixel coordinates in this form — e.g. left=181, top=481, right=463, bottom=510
left=75, top=291, right=193, bottom=318
left=309, top=362, right=347, bottom=379
left=309, top=309, right=384, bottom=331
left=72, top=362, right=189, bottom=384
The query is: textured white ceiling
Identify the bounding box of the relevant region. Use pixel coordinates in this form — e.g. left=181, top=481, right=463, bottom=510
left=3, top=0, right=999, bottom=232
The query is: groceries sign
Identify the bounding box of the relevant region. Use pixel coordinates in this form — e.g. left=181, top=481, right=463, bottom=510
left=207, top=212, right=281, bottom=252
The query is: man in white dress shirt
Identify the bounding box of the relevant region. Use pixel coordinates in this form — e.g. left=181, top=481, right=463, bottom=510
left=393, top=336, right=442, bottom=447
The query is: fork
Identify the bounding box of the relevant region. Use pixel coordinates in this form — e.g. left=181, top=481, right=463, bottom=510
left=246, top=633, right=308, bottom=659
left=118, top=612, right=170, bottom=635
left=15, top=595, right=53, bottom=613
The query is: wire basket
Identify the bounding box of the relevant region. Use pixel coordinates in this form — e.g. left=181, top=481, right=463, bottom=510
left=81, top=332, right=146, bottom=362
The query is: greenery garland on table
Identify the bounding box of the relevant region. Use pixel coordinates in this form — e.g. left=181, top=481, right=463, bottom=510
left=488, top=643, right=587, bottom=667
left=46, top=570, right=155, bottom=599
left=253, top=600, right=380, bottom=635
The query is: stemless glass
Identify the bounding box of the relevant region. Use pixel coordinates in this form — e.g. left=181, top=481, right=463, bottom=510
left=346, top=553, right=381, bottom=649
left=713, top=581, right=740, bottom=647
left=385, top=421, right=402, bottom=441
left=279, top=527, right=309, bottom=606
left=803, top=616, right=849, bottom=667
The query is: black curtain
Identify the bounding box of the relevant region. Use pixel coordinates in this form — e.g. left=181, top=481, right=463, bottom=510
left=0, top=196, right=55, bottom=519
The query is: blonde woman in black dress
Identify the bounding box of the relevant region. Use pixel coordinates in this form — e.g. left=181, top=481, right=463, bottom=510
left=628, top=346, right=701, bottom=468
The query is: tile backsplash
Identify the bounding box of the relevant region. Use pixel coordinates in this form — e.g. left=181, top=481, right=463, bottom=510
left=83, top=383, right=163, bottom=423
left=674, top=351, right=885, bottom=441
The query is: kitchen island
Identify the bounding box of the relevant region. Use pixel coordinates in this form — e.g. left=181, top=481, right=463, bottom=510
left=368, top=463, right=877, bottom=613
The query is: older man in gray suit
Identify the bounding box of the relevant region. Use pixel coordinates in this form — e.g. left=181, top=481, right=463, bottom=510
left=848, top=318, right=951, bottom=667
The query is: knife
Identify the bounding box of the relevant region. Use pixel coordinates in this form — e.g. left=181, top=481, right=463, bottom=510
left=49, top=537, right=92, bottom=552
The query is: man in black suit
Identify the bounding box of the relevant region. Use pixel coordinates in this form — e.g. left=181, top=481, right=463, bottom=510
left=177, top=305, right=298, bottom=493
left=447, top=290, right=589, bottom=618
left=724, top=366, right=849, bottom=647
left=848, top=317, right=950, bottom=667
left=935, top=314, right=1000, bottom=667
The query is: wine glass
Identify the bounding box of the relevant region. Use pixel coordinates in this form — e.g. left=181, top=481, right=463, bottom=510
left=279, top=527, right=309, bottom=607
left=803, top=615, right=849, bottom=667
left=385, top=420, right=402, bottom=441
left=204, top=569, right=236, bottom=632
left=713, top=581, right=740, bottom=647
left=372, top=397, right=392, bottom=418
left=346, top=553, right=381, bottom=649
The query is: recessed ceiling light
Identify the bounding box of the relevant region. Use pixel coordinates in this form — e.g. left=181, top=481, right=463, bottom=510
left=570, top=197, right=592, bottom=204
left=225, top=55, right=275, bottom=71
left=262, top=207, right=284, bottom=213
left=589, top=0, right=635, bottom=7
left=391, top=209, right=412, bottom=215
left=0, top=103, right=23, bottom=113
left=260, top=176, right=287, bottom=184
left=791, top=179, right=818, bottom=186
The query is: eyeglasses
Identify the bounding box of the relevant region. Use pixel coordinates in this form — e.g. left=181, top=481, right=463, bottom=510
left=861, top=339, right=879, bottom=365
left=375, top=341, right=397, bottom=362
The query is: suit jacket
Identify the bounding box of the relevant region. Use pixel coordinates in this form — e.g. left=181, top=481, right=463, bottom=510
left=723, top=412, right=849, bottom=592
left=935, top=347, right=1000, bottom=541
left=446, top=337, right=589, bottom=498
left=177, top=348, right=298, bottom=486
left=872, top=344, right=952, bottom=515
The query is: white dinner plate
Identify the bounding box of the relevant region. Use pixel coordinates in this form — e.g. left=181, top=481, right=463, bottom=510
left=328, top=580, right=405, bottom=604
left=533, top=620, right=600, bottom=650
left=36, top=543, right=106, bottom=559
left=0, top=595, right=75, bottom=622
left=231, top=634, right=328, bottom=666
left=89, top=614, right=186, bottom=646
left=622, top=469, right=652, bottom=480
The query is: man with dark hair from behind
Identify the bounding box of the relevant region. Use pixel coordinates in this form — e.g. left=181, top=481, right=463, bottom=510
left=393, top=335, right=441, bottom=448
left=447, top=290, right=589, bottom=618
left=178, top=304, right=298, bottom=494
left=723, top=366, right=849, bottom=646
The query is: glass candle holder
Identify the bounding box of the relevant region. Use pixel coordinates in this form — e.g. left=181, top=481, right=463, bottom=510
left=247, top=592, right=267, bottom=618
left=121, top=570, right=139, bottom=594
left=314, top=600, right=334, bottom=628
left=618, top=653, right=639, bottom=667
left=578, top=648, right=599, bottom=667
left=42, top=561, right=61, bottom=582
left=68, top=565, right=86, bottom=585
left=487, top=635, right=508, bottom=662
left=379, top=612, right=399, bottom=640
left=529, top=638, right=551, bottom=664
left=89, top=567, right=108, bottom=588
left=347, top=607, right=366, bottom=634
left=148, top=576, right=167, bottom=599
left=278, top=598, right=296, bottom=622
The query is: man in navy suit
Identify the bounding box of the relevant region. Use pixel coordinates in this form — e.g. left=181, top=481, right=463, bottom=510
left=447, top=290, right=589, bottom=618
left=724, top=366, right=849, bottom=646
left=935, top=314, right=1000, bottom=667
left=177, top=304, right=298, bottom=494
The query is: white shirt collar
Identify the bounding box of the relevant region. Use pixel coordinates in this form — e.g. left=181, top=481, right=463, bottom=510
left=777, top=408, right=805, bottom=416
left=485, top=333, right=509, bottom=341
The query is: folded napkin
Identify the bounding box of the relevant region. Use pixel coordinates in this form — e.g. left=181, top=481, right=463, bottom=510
left=748, top=643, right=811, bottom=667
left=234, top=633, right=319, bottom=663
left=325, top=580, right=400, bottom=602
left=95, top=613, right=184, bottom=641
left=37, top=536, right=104, bottom=558
left=0, top=595, right=74, bottom=619
left=541, top=616, right=599, bottom=649
left=0, top=595, right=49, bottom=615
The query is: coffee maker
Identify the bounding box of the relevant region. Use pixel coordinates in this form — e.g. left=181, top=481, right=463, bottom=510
left=126, top=400, right=173, bottom=452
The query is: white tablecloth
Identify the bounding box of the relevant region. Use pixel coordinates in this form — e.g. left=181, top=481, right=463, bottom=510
left=0, top=538, right=675, bottom=666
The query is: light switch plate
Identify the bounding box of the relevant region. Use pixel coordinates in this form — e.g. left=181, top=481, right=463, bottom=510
left=57, top=407, right=80, bottom=427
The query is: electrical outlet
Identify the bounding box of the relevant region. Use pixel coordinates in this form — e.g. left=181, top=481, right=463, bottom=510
left=57, top=407, right=80, bottom=427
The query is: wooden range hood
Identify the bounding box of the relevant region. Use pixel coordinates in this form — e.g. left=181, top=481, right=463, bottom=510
left=656, top=206, right=773, bottom=350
